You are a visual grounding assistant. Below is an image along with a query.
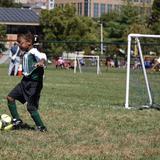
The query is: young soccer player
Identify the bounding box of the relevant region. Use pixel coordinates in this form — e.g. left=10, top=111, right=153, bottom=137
left=6, top=33, right=47, bottom=132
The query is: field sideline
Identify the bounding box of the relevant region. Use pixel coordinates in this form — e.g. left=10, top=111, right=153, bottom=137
left=0, top=64, right=160, bottom=160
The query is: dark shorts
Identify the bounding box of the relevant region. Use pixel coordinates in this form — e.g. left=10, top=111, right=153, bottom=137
left=8, top=77, right=43, bottom=110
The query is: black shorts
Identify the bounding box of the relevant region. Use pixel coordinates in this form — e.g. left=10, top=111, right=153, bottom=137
left=8, top=77, right=43, bottom=110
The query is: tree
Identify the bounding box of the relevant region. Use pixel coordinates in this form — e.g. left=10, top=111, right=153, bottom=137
left=101, top=4, right=138, bottom=42
left=99, top=1, right=153, bottom=57
left=0, top=25, right=6, bottom=39
left=0, top=0, right=22, bottom=7
left=0, top=0, right=13, bottom=7
left=101, top=2, right=151, bottom=42
left=0, top=24, right=7, bottom=52
left=150, top=0, right=160, bottom=23
left=40, top=5, right=99, bottom=57
left=148, top=0, right=160, bottom=34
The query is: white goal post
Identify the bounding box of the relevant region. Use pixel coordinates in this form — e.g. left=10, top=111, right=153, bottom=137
left=74, top=55, right=101, bottom=75
left=125, top=34, right=160, bottom=109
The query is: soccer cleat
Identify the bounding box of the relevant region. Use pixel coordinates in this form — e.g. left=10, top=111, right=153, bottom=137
left=35, top=126, right=47, bottom=132
left=12, top=118, right=34, bottom=130
left=12, top=118, right=23, bottom=129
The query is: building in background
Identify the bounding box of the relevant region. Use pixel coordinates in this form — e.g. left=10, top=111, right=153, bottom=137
left=14, top=0, right=55, bottom=10
left=54, top=0, right=153, bottom=17
left=14, top=0, right=28, bottom=3
left=14, top=0, right=153, bottom=17
left=0, top=8, right=40, bottom=46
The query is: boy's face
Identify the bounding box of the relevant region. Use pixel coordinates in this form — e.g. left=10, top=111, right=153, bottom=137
left=18, top=37, right=32, bottom=51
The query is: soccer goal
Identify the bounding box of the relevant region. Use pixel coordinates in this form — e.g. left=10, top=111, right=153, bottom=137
left=125, top=34, right=160, bottom=109
left=74, top=55, right=101, bottom=75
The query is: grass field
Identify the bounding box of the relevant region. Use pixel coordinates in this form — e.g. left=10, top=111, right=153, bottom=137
left=0, top=64, right=160, bottom=160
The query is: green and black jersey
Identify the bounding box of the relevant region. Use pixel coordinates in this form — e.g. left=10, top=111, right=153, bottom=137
left=22, top=48, right=46, bottom=81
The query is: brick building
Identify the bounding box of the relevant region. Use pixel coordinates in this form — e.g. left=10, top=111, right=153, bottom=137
left=54, top=0, right=153, bottom=17
left=14, top=0, right=55, bottom=10
left=0, top=7, right=40, bottom=46
left=14, top=0, right=153, bottom=17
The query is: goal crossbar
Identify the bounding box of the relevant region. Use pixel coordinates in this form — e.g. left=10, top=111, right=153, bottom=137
left=128, top=34, right=160, bottom=38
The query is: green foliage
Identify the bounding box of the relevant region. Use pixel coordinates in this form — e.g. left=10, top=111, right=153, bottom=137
left=119, top=5, right=138, bottom=25
left=0, top=24, right=6, bottom=40
left=151, top=21, right=160, bottom=34
left=0, top=25, right=7, bottom=52
left=0, top=0, right=13, bottom=7
left=40, top=5, right=99, bottom=57
left=152, top=0, right=160, bottom=18
left=101, top=3, right=151, bottom=42
left=0, top=0, right=22, bottom=7
left=148, top=0, right=160, bottom=34
left=106, top=21, right=124, bottom=38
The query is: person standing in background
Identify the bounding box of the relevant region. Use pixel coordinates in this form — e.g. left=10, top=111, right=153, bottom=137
left=8, top=42, right=21, bottom=76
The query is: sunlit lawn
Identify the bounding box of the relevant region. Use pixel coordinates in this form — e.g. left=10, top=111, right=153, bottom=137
left=0, top=64, right=160, bottom=160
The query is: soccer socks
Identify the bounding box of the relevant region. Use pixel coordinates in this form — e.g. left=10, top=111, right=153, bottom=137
left=8, top=102, right=20, bottom=119
left=30, top=111, right=45, bottom=127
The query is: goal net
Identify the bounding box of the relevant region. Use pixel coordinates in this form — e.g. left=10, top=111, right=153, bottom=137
left=125, top=34, right=160, bottom=109
left=74, top=55, right=101, bottom=74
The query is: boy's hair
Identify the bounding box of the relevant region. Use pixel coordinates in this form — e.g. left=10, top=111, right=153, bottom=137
left=17, top=32, right=34, bottom=45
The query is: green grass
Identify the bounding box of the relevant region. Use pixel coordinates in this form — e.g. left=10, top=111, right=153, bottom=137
left=0, top=64, right=160, bottom=160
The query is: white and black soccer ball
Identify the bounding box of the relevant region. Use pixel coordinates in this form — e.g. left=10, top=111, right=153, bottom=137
left=0, top=114, right=13, bottom=131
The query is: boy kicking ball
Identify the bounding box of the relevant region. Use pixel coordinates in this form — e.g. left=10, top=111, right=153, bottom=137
left=6, top=33, right=47, bottom=132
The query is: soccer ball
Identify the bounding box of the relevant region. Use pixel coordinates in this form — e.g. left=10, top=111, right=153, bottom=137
left=0, top=114, right=13, bottom=131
